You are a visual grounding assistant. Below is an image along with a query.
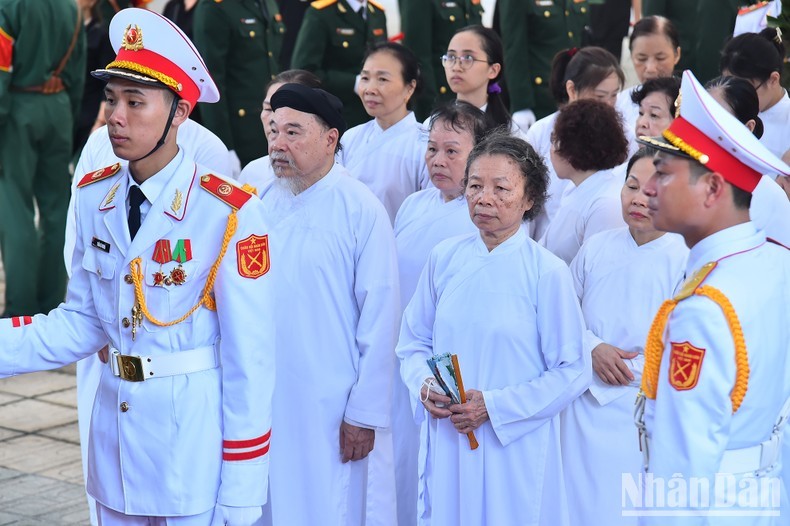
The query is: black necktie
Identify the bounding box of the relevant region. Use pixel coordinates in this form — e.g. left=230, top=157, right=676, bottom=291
left=128, top=185, right=145, bottom=241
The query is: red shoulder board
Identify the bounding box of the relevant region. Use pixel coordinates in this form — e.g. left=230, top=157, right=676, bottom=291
left=0, top=27, right=13, bottom=73
left=77, top=163, right=122, bottom=188
left=200, top=174, right=253, bottom=210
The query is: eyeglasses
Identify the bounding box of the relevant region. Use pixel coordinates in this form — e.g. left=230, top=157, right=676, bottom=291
left=440, top=54, right=489, bottom=70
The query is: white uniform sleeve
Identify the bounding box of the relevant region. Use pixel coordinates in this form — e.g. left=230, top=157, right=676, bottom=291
left=2, top=186, right=108, bottom=374
left=644, top=295, right=736, bottom=526
left=213, top=199, right=276, bottom=507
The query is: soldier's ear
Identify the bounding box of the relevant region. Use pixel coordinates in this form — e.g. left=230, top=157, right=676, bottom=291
left=172, top=99, right=192, bottom=127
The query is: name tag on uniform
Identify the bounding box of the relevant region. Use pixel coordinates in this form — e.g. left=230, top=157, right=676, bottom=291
left=240, top=18, right=257, bottom=24
left=442, top=2, right=458, bottom=7
left=92, top=237, right=111, bottom=253
left=337, top=27, right=355, bottom=36
left=535, top=0, right=554, bottom=5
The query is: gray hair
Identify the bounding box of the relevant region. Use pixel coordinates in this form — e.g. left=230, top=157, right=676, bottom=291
left=464, top=131, right=549, bottom=221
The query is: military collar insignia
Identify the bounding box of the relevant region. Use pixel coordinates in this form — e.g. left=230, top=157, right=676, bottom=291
left=164, top=168, right=197, bottom=222
left=99, top=181, right=122, bottom=211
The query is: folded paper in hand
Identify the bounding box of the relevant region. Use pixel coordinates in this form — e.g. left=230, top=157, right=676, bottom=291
left=427, top=353, right=462, bottom=404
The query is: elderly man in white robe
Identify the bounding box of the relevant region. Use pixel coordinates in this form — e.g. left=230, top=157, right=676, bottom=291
left=258, top=83, right=400, bottom=526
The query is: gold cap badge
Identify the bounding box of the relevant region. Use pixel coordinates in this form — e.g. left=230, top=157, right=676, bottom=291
left=122, top=24, right=144, bottom=51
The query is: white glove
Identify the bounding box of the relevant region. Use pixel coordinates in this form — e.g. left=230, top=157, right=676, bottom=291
left=228, top=150, right=242, bottom=179
left=210, top=504, right=263, bottom=526
left=512, top=109, right=537, bottom=132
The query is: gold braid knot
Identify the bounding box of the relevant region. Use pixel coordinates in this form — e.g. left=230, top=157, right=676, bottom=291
left=129, top=210, right=238, bottom=327
left=641, top=285, right=749, bottom=413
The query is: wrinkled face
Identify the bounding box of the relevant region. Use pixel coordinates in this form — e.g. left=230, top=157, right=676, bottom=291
left=572, top=71, right=622, bottom=107
left=621, top=156, right=659, bottom=234
left=444, top=31, right=498, bottom=97
left=636, top=91, right=674, bottom=137
left=358, top=51, right=415, bottom=121
left=630, top=33, right=680, bottom=82
left=268, top=107, right=335, bottom=181
left=104, top=78, right=173, bottom=161
left=465, top=154, right=533, bottom=238
left=425, top=119, right=476, bottom=200
left=643, top=152, right=707, bottom=236
left=261, top=82, right=285, bottom=139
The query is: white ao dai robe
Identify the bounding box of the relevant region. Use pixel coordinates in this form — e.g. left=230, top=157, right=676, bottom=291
left=758, top=91, right=790, bottom=159
left=390, top=188, right=477, bottom=526
left=539, top=168, right=626, bottom=265
left=340, top=113, right=430, bottom=224
left=397, top=229, right=588, bottom=526
left=258, top=164, right=400, bottom=526
left=561, top=227, right=688, bottom=526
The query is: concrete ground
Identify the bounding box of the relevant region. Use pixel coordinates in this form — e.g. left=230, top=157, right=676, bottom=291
left=0, top=261, right=89, bottom=525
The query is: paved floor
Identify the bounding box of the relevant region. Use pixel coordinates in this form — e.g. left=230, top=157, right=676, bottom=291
left=0, top=262, right=89, bottom=525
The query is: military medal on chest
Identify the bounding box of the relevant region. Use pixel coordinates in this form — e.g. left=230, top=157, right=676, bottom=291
left=152, top=239, right=172, bottom=286
left=169, top=239, right=192, bottom=285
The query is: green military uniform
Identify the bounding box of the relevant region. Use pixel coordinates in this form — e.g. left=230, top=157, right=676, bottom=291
left=498, top=0, right=589, bottom=120
left=291, top=0, right=387, bottom=128
left=0, top=0, right=86, bottom=317
left=193, top=0, right=284, bottom=167
left=401, top=0, right=484, bottom=121
left=693, top=0, right=754, bottom=83
left=98, top=0, right=132, bottom=24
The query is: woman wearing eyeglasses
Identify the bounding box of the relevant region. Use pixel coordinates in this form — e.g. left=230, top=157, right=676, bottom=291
left=437, top=25, right=514, bottom=132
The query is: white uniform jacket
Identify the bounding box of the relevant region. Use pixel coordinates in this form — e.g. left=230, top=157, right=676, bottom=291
left=1, top=150, right=275, bottom=517
left=643, top=223, right=790, bottom=525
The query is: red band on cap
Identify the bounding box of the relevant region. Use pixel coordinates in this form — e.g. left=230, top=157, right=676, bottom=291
left=114, top=47, right=200, bottom=107
left=667, top=118, right=762, bottom=193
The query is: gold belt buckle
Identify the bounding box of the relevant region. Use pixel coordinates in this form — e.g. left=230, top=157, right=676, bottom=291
left=117, top=354, right=145, bottom=382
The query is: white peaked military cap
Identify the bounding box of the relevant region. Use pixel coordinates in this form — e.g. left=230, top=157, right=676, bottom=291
left=638, top=70, right=790, bottom=193
left=92, top=7, right=219, bottom=108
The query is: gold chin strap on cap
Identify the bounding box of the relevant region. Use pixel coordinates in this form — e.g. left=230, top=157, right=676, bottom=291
left=640, top=263, right=750, bottom=413
left=129, top=210, right=239, bottom=327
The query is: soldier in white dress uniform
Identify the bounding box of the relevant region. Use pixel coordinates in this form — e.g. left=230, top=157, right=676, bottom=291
left=634, top=70, right=790, bottom=526
left=66, top=117, right=230, bottom=526
left=0, top=8, right=275, bottom=525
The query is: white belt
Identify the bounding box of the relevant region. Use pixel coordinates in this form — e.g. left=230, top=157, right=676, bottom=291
left=718, top=396, right=790, bottom=474
left=636, top=394, right=790, bottom=475
left=110, top=344, right=219, bottom=382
